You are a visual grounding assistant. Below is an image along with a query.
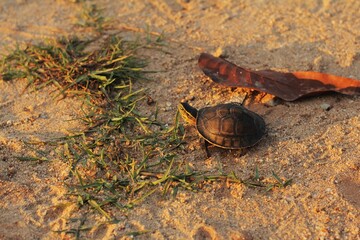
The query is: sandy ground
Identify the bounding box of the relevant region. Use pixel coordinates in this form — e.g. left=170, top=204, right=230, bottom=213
left=0, top=0, right=360, bottom=239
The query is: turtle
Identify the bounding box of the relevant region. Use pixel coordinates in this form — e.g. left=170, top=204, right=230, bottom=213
left=178, top=102, right=266, bottom=156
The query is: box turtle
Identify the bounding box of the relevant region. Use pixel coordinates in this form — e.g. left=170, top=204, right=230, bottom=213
left=178, top=102, right=266, bottom=156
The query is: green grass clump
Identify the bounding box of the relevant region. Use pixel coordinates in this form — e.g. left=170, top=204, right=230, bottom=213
left=1, top=36, right=145, bottom=97
left=0, top=35, right=195, bottom=216
left=75, top=3, right=105, bottom=31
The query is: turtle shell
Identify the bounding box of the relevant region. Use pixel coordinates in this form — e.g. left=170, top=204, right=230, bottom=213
left=196, top=103, right=265, bottom=149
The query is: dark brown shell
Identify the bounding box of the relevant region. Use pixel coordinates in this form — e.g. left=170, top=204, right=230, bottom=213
left=196, top=103, right=265, bottom=149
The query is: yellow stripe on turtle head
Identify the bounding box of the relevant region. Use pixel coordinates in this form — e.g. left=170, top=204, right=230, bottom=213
left=178, top=102, right=197, bottom=126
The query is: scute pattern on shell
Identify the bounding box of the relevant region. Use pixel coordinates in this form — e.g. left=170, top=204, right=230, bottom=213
left=196, top=103, right=265, bottom=149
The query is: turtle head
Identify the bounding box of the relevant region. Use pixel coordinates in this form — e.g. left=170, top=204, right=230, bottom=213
left=177, top=102, right=198, bottom=125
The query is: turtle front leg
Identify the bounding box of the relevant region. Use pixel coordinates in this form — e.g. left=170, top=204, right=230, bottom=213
left=238, top=148, right=248, bottom=157
left=204, top=140, right=211, bottom=158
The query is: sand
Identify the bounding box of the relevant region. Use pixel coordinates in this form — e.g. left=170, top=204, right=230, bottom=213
left=0, top=0, right=359, bottom=239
